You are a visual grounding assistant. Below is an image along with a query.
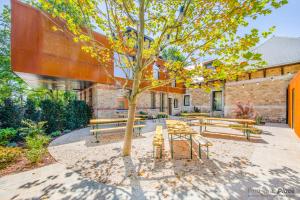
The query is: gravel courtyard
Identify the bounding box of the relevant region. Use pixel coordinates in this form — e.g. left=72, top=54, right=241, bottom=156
left=1, top=120, right=300, bottom=199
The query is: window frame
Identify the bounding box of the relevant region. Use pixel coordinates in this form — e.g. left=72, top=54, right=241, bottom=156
left=153, top=63, right=160, bottom=80
left=183, top=95, right=190, bottom=106
left=174, top=98, right=178, bottom=108
left=151, top=92, right=156, bottom=109
left=212, top=91, right=223, bottom=111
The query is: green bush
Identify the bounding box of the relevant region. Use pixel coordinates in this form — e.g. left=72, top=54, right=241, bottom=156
left=157, top=113, right=169, bottom=119
left=25, top=135, right=50, bottom=163
left=0, top=128, right=17, bottom=146
left=0, top=98, right=22, bottom=129
left=50, top=131, right=61, bottom=138
left=24, top=99, right=40, bottom=122
left=0, top=146, right=22, bottom=169
left=20, top=120, right=47, bottom=138
left=40, top=99, right=65, bottom=134
left=22, top=120, right=50, bottom=163
left=64, top=100, right=92, bottom=130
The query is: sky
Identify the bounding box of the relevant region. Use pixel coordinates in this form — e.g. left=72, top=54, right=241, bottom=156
left=1, top=0, right=300, bottom=39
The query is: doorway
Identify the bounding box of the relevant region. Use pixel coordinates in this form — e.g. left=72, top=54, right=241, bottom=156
left=168, top=98, right=172, bottom=115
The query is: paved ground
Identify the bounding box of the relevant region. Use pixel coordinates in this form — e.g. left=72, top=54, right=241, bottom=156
left=1, top=121, right=300, bottom=200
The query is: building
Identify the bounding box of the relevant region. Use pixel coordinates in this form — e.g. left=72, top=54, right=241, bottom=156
left=191, top=36, right=300, bottom=123
left=11, top=1, right=300, bottom=126
left=11, top=0, right=192, bottom=118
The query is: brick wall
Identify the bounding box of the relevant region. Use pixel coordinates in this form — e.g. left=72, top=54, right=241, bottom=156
left=224, top=74, right=293, bottom=123
left=80, top=83, right=190, bottom=118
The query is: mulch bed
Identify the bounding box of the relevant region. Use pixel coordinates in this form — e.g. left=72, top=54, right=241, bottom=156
left=0, top=149, right=56, bottom=177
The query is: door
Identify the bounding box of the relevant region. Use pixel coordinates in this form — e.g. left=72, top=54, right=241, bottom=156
left=168, top=98, right=172, bottom=115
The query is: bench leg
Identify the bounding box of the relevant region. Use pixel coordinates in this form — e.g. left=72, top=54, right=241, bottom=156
left=96, top=131, right=99, bottom=143
left=198, top=145, right=202, bottom=159
left=207, top=146, right=209, bottom=159
left=171, top=134, right=174, bottom=159
left=190, top=134, right=193, bottom=159
left=160, top=145, right=162, bottom=159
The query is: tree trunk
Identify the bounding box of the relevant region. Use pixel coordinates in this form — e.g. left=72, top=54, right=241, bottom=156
left=122, top=99, right=137, bottom=156
left=122, top=0, right=145, bottom=156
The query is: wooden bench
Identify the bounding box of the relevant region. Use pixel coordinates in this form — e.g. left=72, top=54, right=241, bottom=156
left=153, top=125, right=164, bottom=158
left=89, top=118, right=145, bottom=142
left=192, top=135, right=213, bottom=159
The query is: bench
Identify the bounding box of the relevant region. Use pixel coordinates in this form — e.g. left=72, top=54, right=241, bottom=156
left=153, top=125, right=164, bottom=158
left=91, top=124, right=145, bottom=142
left=192, top=134, right=213, bottom=159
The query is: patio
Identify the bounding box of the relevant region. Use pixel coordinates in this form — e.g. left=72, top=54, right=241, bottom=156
left=1, top=120, right=300, bottom=199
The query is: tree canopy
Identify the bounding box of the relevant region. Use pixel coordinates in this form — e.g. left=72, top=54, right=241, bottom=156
left=35, top=0, right=287, bottom=156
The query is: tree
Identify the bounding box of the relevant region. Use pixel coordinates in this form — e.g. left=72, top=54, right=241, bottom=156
left=0, top=98, right=22, bottom=129
left=0, top=6, right=26, bottom=103
left=24, top=99, right=40, bottom=122
left=36, top=0, right=287, bottom=156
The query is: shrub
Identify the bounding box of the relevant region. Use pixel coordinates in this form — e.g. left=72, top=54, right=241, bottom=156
left=64, top=100, right=92, bottom=130
left=0, top=146, right=22, bottom=169
left=194, top=107, right=200, bottom=113
left=0, top=128, right=17, bottom=146
left=50, top=131, right=61, bottom=138
left=255, top=116, right=265, bottom=125
left=0, top=98, right=22, bottom=129
left=20, top=120, right=47, bottom=138
left=22, top=120, right=50, bottom=163
left=157, top=113, right=168, bottom=119
left=233, top=102, right=257, bottom=119
left=40, top=99, right=65, bottom=134
left=25, top=135, right=50, bottom=163
left=24, top=99, right=40, bottom=122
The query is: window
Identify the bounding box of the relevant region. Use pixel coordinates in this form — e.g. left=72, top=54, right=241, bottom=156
left=171, top=80, right=176, bottom=87
left=89, top=88, right=93, bottom=106
left=151, top=92, right=156, bottom=109
left=174, top=99, right=178, bottom=108
left=205, top=62, right=215, bottom=70
left=184, top=95, right=190, bottom=106
left=114, top=52, right=133, bottom=79
left=160, top=93, right=165, bottom=112
left=153, top=63, right=160, bottom=79
left=212, top=91, right=222, bottom=111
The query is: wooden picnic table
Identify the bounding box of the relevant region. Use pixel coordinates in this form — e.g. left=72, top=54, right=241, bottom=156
left=180, top=112, right=210, bottom=117
left=166, top=120, right=198, bottom=159
left=190, top=117, right=256, bottom=140
left=90, top=118, right=143, bottom=125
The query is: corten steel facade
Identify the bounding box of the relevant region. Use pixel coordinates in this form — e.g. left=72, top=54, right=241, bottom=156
left=288, top=71, right=300, bottom=137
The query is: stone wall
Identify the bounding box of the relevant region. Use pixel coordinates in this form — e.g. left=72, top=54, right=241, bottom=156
left=224, top=74, right=293, bottom=123
left=79, top=83, right=190, bottom=118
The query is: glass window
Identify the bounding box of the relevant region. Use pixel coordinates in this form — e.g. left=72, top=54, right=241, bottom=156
left=212, top=91, right=222, bottom=111
left=171, top=80, right=176, bottom=87
left=184, top=95, right=190, bottom=106
left=160, top=93, right=165, bottom=112
left=151, top=92, right=156, bottom=109
left=174, top=99, right=178, bottom=108
left=118, top=101, right=125, bottom=110
left=114, top=52, right=133, bottom=79
left=153, top=63, right=160, bottom=80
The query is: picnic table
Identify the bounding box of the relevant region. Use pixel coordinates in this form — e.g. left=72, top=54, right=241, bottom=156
left=89, top=118, right=145, bottom=142
left=190, top=117, right=256, bottom=140
left=180, top=112, right=210, bottom=117
left=166, top=120, right=199, bottom=159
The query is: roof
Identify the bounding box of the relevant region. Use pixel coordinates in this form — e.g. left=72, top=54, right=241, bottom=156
left=201, top=36, right=300, bottom=69
left=253, top=36, right=300, bottom=68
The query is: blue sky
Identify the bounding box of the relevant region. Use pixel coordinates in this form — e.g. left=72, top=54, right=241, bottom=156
left=1, top=0, right=300, bottom=39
